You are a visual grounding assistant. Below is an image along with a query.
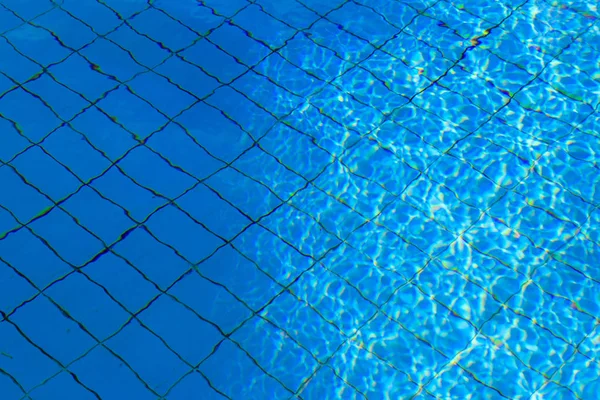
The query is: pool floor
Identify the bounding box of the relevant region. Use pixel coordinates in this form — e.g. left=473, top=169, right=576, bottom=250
left=0, top=0, right=599, bottom=399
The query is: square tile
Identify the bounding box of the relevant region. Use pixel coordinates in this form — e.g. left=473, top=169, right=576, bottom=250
left=198, top=245, right=282, bottom=311
left=0, top=228, right=72, bottom=288
left=12, top=295, right=97, bottom=365
left=424, top=362, right=511, bottom=399
left=45, top=272, right=129, bottom=341
left=306, top=19, right=374, bottom=64
left=27, top=371, right=97, bottom=400
left=145, top=205, right=224, bottom=263
left=102, top=0, right=148, bottom=19
left=129, top=8, right=198, bottom=51
left=1, top=0, right=54, bottom=20
left=0, top=320, right=60, bottom=392
left=208, top=22, right=271, bottom=67
left=0, top=165, right=52, bottom=224
left=552, top=353, right=600, bottom=399
left=0, top=38, right=40, bottom=83
left=127, top=71, right=197, bottom=118
left=33, top=8, right=96, bottom=50
left=256, top=0, right=319, bottom=30
left=4, top=24, right=71, bottom=66
left=146, top=123, right=226, bottom=180
left=112, top=226, right=190, bottom=290
left=328, top=2, right=398, bottom=46
left=41, top=126, right=111, bottom=183
left=80, top=38, right=146, bottom=81
left=107, top=24, right=171, bottom=69
left=254, top=52, right=326, bottom=98
left=106, top=319, right=190, bottom=395
left=29, top=208, right=104, bottom=267
left=177, top=184, right=251, bottom=240
left=0, top=260, right=37, bottom=315
left=0, top=116, right=30, bottom=163
left=232, top=316, right=320, bottom=392
left=167, top=371, right=227, bottom=400
left=83, top=252, right=158, bottom=315
left=169, top=271, right=251, bottom=334
left=138, top=294, right=223, bottom=364
left=61, top=0, right=121, bottom=35
left=299, top=365, right=364, bottom=400
left=181, top=38, right=247, bottom=84
left=199, top=339, right=291, bottom=399
left=153, top=0, right=224, bottom=35
left=62, top=186, right=134, bottom=245
left=96, top=86, right=168, bottom=141
left=232, top=5, right=297, bottom=50
left=154, top=56, right=220, bottom=99
left=117, top=146, right=196, bottom=199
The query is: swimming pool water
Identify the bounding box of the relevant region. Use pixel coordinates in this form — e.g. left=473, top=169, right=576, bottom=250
left=0, top=0, right=599, bottom=398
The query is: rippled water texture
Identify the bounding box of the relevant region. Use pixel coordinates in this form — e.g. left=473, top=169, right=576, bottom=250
left=0, top=0, right=599, bottom=399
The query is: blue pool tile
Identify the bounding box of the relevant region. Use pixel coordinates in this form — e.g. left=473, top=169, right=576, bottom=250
left=232, top=70, right=304, bottom=118
left=155, top=56, right=221, bottom=99
left=290, top=264, right=377, bottom=336
left=96, top=86, right=168, bottom=140
left=0, top=208, right=18, bottom=238
left=62, top=186, right=135, bottom=244
left=206, top=86, right=277, bottom=140
left=41, top=126, right=111, bottom=183
left=138, top=294, right=223, bottom=365
left=255, top=52, right=326, bottom=98
left=342, top=138, right=419, bottom=195
left=383, top=284, right=477, bottom=358
left=255, top=0, right=319, bottom=30
left=206, top=167, right=281, bottom=221
left=12, top=295, right=97, bottom=365
left=61, top=0, right=121, bottom=35
left=508, top=281, right=596, bottom=345
left=416, top=261, right=502, bottom=328
left=150, top=119, right=227, bottom=185
left=232, top=4, right=297, bottom=50
left=200, top=0, right=248, bottom=17
left=0, top=88, right=61, bottom=142
left=106, top=319, right=190, bottom=395
left=4, top=25, right=70, bottom=66
left=167, top=371, right=227, bottom=400
left=0, top=260, right=37, bottom=315
left=0, top=320, right=60, bottom=392
left=234, top=223, right=314, bottom=286
left=113, top=226, right=190, bottom=290
left=232, top=316, right=320, bottom=392
left=29, top=208, right=104, bottom=266
left=117, top=146, right=196, bottom=199
left=541, top=60, right=600, bottom=107
left=199, top=245, right=282, bottom=311
left=328, top=2, right=398, bottom=46
left=552, top=232, right=600, bottom=284
left=300, top=365, right=365, bottom=400
left=424, top=362, right=506, bottom=399
left=129, top=8, right=197, bottom=52
left=261, top=290, right=345, bottom=362
left=175, top=101, right=254, bottom=162
left=49, top=54, right=118, bottom=102
left=278, top=33, right=353, bottom=82
left=348, top=221, right=431, bottom=280
left=438, top=238, right=525, bottom=303
left=314, top=160, right=395, bottom=220
left=290, top=186, right=366, bottom=240
left=0, top=7, right=21, bottom=34
left=199, top=339, right=291, bottom=399
left=177, top=184, right=252, bottom=240
left=0, top=39, right=40, bottom=83
left=12, top=146, right=81, bottom=201
left=102, top=0, right=148, bottom=19
left=259, top=122, right=333, bottom=180
left=80, top=38, right=145, bottom=81
left=1, top=0, right=53, bottom=20
left=33, top=8, right=96, bottom=50
left=534, top=381, right=578, bottom=400
left=208, top=22, right=272, bottom=67
left=306, top=19, right=374, bottom=64
left=107, top=24, right=171, bottom=69
left=233, top=147, right=306, bottom=200
left=27, top=371, right=97, bottom=400
left=153, top=0, right=224, bottom=36
left=91, top=166, right=168, bottom=222
left=84, top=252, right=159, bottom=314
left=260, top=203, right=341, bottom=259
left=402, top=176, right=482, bottom=234
left=127, top=71, right=197, bottom=118
left=329, top=341, right=419, bottom=398
left=283, top=106, right=361, bottom=158
left=181, top=38, right=247, bottom=84
left=0, top=229, right=72, bottom=288
left=0, top=166, right=52, bottom=224
left=358, top=312, right=447, bottom=384
left=169, top=271, right=251, bottom=334
left=358, top=0, right=417, bottom=30
left=145, top=205, right=224, bottom=263
left=483, top=307, right=575, bottom=377
left=296, top=0, right=346, bottom=15
left=45, top=272, right=129, bottom=341
left=553, top=353, right=600, bottom=399
left=70, top=346, right=156, bottom=399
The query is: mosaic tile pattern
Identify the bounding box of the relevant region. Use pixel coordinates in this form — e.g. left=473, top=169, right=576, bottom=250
left=0, top=0, right=599, bottom=398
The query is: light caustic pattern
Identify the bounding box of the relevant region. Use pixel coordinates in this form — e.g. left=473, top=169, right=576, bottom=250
left=0, top=0, right=599, bottom=399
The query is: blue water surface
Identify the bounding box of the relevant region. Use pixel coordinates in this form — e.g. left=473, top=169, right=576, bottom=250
left=0, top=0, right=600, bottom=399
